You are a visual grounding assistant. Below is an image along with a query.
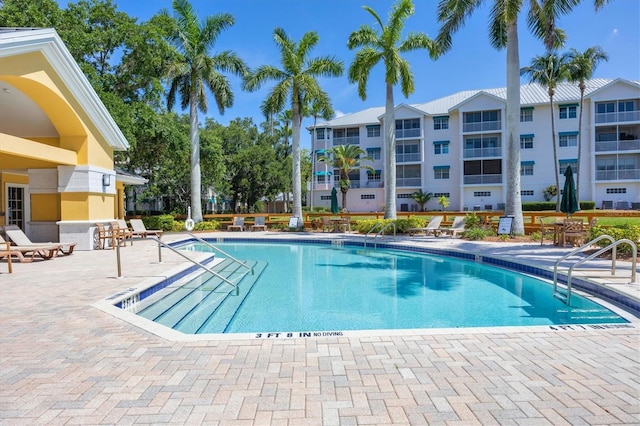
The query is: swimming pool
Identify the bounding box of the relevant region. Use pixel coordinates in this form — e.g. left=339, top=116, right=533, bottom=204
left=128, top=240, right=629, bottom=334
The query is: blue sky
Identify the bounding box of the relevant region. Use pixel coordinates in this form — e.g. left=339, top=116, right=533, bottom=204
left=64, top=1, right=639, bottom=148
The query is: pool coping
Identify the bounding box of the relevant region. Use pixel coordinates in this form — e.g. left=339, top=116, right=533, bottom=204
left=92, top=234, right=640, bottom=342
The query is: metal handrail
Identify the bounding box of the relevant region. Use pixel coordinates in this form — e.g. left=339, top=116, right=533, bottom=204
left=553, top=235, right=637, bottom=305
left=115, top=236, right=241, bottom=291
left=185, top=232, right=253, bottom=274
left=364, top=222, right=384, bottom=248
left=364, top=221, right=396, bottom=249
left=553, top=234, right=616, bottom=290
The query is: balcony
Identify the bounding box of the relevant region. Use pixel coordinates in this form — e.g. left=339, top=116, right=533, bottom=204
left=463, top=120, right=501, bottom=132
left=463, top=174, right=502, bottom=184
left=396, top=177, right=421, bottom=187
left=335, top=180, right=361, bottom=188
left=463, top=146, right=502, bottom=158
left=596, top=168, right=640, bottom=181
left=333, top=136, right=360, bottom=146
left=396, top=152, right=421, bottom=163
left=396, top=128, right=420, bottom=139
left=595, top=139, right=640, bottom=152
left=595, top=110, right=640, bottom=124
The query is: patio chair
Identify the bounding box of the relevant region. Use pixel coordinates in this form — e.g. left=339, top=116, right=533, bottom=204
left=110, top=221, right=133, bottom=248
left=252, top=216, right=267, bottom=232
left=561, top=219, right=585, bottom=247
left=1, top=241, right=12, bottom=273
left=95, top=223, right=111, bottom=249
left=129, top=219, right=163, bottom=238
left=321, top=216, right=332, bottom=233
left=340, top=217, right=352, bottom=233
left=437, top=216, right=466, bottom=238
left=228, top=217, right=245, bottom=231
left=0, top=233, right=60, bottom=261
left=2, top=225, right=73, bottom=255
left=538, top=217, right=557, bottom=245
left=408, top=215, right=443, bottom=236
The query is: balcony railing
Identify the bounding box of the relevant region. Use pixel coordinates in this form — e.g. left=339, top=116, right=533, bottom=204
left=595, top=139, right=640, bottom=152
left=595, top=168, right=640, bottom=181
left=396, top=177, right=421, bottom=187
left=333, top=136, right=360, bottom=146
left=366, top=181, right=383, bottom=188
left=334, top=180, right=361, bottom=189
left=395, top=128, right=421, bottom=139
left=463, top=146, right=502, bottom=158
left=463, top=120, right=501, bottom=132
left=395, top=152, right=421, bottom=163
left=594, top=110, right=640, bottom=124
left=463, top=174, right=503, bottom=184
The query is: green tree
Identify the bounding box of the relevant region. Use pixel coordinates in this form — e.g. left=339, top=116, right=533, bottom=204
left=566, top=46, right=608, bottom=203
left=243, top=28, right=343, bottom=219
left=348, top=0, right=437, bottom=219
left=411, top=189, right=433, bottom=212
left=318, top=144, right=374, bottom=211
left=521, top=52, right=569, bottom=212
left=162, top=0, right=247, bottom=222
left=435, top=0, right=608, bottom=233
left=0, top=0, right=62, bottom=27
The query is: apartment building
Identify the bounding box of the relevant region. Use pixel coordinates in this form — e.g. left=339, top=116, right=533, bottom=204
left=308, top=78, right=640, bottom=212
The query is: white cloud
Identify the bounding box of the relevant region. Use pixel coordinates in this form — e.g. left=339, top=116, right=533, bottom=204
left=612, top=28, right=619, bottom=37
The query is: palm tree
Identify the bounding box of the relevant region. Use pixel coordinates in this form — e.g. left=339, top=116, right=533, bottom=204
left=521, top=52, right=569, bottom=212
left=435, top=0, right=609, bottom=233
left=318, top=144, right=374, bottom=211
left=348, top=0, right=437, bottom=220
left=243, top=28, right=343, bottom=219
left=411, top=189, right=433, bottom=212
left=163, top=0, right=247, bottom=223
left=566, top=46, right=608, bottom=203
left=306, top=98, right=335, bottom=211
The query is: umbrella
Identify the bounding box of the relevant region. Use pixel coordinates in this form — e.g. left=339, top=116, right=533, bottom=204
left=560, top=165, right=579, bottom=216
left=330, top=187, right=339, bottom=214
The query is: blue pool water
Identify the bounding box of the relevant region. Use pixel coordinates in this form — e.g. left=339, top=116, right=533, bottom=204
left=133, top=241, right=628, bottom=334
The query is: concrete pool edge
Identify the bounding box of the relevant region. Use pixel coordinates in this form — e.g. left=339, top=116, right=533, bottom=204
left=92, top=234, right=640, bottom=342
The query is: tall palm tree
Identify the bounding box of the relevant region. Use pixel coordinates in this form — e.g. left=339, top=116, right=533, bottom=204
left=435, top=0, right=609, bottom=233
left=163, top=0, right=247, bottom=223
left=243, top=28, right=343, bottom=219
left=306, top=98, right=335, bottom=211
left=521, top=52, right=569, bottom=212
left=566, top=46, right=608, bottom=203
left=348, top=0, right=437, bottom=219
left=318, top=144, right=374, bottom=211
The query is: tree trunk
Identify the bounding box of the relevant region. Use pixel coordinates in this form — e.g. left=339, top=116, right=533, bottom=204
left=384, top=82, right=396, bottom=219
left=291, top=93, right=303, bottom=218
left=505, top=19, right=524, bottom=234
left=189, top=91, right=203, bottom=223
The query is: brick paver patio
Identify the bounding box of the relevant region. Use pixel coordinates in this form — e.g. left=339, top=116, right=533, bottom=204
left=1, top=234, right=638, bottom=425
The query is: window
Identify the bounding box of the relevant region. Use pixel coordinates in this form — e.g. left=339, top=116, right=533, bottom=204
left=520, top=108, right=533, bottom=122
left=606, top=188, right=627, bottom=194
left=433, top=192, right=450, bottom=198
left=559, top=104, right=577, bottom=119
left=315, top=128, right=325, bottom=140
left=366, top=147, right=381, bottom=160
left=397, top=193, right=413, bottom=199
left=434, top=166, right=450, bottom=180
left=520, top=161, right=534, bottom=176
left=474, top=191, right=491, bottom=197
left=317, top=175, right=326, bottom=184
left=333, top=127, right=359, bottom=145
left=367, top=170, right=381, bottom=183
left=396, top=140, right=420, bottom=162
left=559, top=159, right=578, bottom=175
left=618, top=100, right=636, bottom=112
left=395, top=118, right=420, bottom=138
left=559, top=132, right=578, bottom=147
left=433, top=116, right=449, bottom=130
left=367, top=125, right=380, bottom=137
left=520, top=134, right=534, bottom=149
left=597, top=102, right=615, bottom=114
left=520, top=190, right=534, bottom=196
left=361, top=194, right=375, bottom=200
left=434, top=140, right=449, bottom=155
left=320, top=195, right=332, bottom=200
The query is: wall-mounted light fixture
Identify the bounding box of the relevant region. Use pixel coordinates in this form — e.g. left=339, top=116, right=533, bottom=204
left=102, top=174, right=111, bottom=187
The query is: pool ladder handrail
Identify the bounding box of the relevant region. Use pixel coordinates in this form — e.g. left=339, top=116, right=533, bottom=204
left=185, top=231, right=253, bottom=275
left=115, top=235, right=250, bottom=293
left=364, top=221, right=396, bottom=249
left=553, top=235, right=637, bottom=305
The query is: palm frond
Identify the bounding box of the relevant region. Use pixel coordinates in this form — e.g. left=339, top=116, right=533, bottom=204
left=347, top=26, right=379, bottom=49
left=243, top=65, right=288, bottom=92
left=348, top=47, right=382, bottom=99
left=436, top=0, right=482, bottom=54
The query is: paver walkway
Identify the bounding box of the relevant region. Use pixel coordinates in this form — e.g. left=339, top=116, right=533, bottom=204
left=1, top=233, right=638, bottom=425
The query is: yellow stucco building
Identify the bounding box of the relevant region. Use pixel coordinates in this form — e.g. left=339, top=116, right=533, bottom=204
left=0, top=28, right=142, bottom=250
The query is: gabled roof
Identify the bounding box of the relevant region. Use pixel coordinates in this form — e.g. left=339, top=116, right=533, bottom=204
left=0, top=28, right=129, bottom=150
left=447, top=90, right=506, bottom=111
left=583, top=78, right=640, bottom=98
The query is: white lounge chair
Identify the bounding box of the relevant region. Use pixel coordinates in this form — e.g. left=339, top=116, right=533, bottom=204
left=252, top=217, right=267, bottom=232
left=0, top=232, right=60, bottom=261
left=408, top=215, right=444, bottom=236
left=129, top=219, right=163, bottom=238
left=228, top=217, right=245, bottom=232
left=2, top=225, right=75, bottom=255
left=437, top=216, right=466, bottom=238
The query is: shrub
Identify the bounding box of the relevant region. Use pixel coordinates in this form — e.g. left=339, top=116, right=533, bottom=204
left=194, top=220, right=220, bottom=231
left=529, top=231, right=542, bottom=242
left=589, top=224, right=640, bottom=255
left=464, top=227, right=488, bottom=240
left=143, top=214, right=174, bottom=231
left=463, top=212, right=482, bottom=229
